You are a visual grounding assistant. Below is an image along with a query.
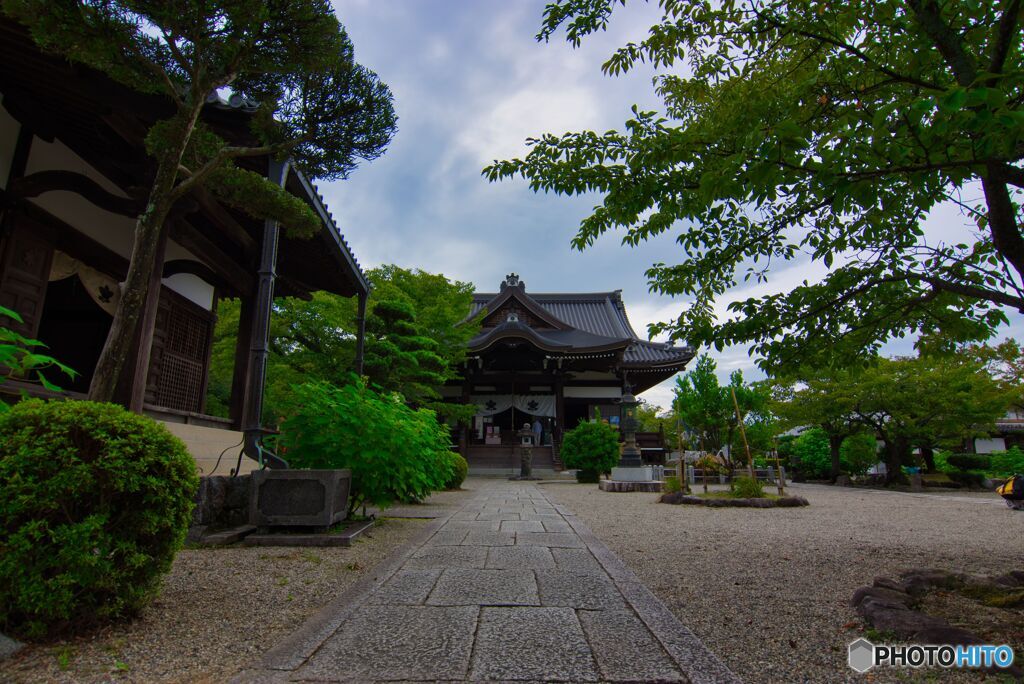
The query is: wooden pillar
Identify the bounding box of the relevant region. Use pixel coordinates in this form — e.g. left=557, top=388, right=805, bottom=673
left=459, top=380, right=470, bottom=457
left=554, top=371, right=565, bottom=439
left=354, top=290, right=367, bottom=375
left=128, top=227, right=168, bottom=413
left=229, top=294, right=255, bottom=429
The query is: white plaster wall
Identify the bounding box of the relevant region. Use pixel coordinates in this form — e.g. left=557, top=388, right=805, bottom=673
left=162, top=272, right=215, bottom=310
left=23, top=136, right=204, bottom=267
left=975, top=437, right=1006, bottom=454
left=0, top=94, right=21, bottom=189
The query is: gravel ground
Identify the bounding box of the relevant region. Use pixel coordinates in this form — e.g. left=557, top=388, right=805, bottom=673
left=544, top=481, right=1024, bottom=683
left=0, top=484, right=479, bottom=684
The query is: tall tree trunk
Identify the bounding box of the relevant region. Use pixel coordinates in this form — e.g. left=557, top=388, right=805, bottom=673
left=828, top=432, right=844, bottom=481
left=883, top=436, right=909, bottom=485
left=921, top=445, right=936, bottom=472
left=88, top=106, right=203, bottom=403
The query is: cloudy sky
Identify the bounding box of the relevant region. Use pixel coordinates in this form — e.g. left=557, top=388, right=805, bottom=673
left=324, top=0, right=1022, bottom=410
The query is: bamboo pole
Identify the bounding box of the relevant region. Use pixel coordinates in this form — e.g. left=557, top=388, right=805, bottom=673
left=731, top=387, right=756, bottom=481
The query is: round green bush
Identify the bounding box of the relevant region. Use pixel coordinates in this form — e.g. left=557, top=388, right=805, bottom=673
left=575, top=469, right=601, bottom=483
left=444, top=452, right=469, bottom=490
left=0, top=400, right=198, bottom=639
left=561, top=420, right=620, bottom=483
left=947, top=453, right=991, bottom=471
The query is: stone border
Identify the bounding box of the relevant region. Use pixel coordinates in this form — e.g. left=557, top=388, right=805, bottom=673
left=233, top=493, right=466, bottom=680
left=660, top=492, right=809, bottom=507
left=541, top=486, right=742, bottom=684
left=852, top=568, right=1024, bottom=678
left=243, top=519, right=376, bottom=548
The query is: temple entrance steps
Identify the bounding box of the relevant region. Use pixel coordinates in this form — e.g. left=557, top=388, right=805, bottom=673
left=464, top=445, right=559, bottom=476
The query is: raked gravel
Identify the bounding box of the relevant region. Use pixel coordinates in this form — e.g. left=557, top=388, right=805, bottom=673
left=0, top=483, right=479, bottom=684
left=544, top=481, right=1023, bottom=684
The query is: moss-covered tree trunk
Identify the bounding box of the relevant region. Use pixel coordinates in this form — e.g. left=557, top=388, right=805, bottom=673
left=87, top=105, right=203, bottom=403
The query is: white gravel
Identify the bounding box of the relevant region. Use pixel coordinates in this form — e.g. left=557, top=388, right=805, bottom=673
left=544, top=481, right=1024, bottom=683
left=0, top=484, right=479, bottom=683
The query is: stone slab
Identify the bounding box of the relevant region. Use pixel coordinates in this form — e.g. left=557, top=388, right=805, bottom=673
left=461, top=530, right=515, bottom=546
left=579, top=609, right=685, bottom=682
left=551, top=547, right=606, bottom=575
left=541, top=519, right=573, bottom=533
left=243, top=519, right=374, bottom=548
left=600, top=480, right=664, bottom=492
left=294, top=605, right=477, bottom=681
left=499, top=519, right=545, bottom=533
left=426, top=568, right=539, bottom=606
left=469, top=607, right=600, bottom=682
left=437, top=520, right=501, bottom=532
left=193, top=524, right=256, bottom=547
left=535, top=569, right=627, bottom=610
left=405, top=545, right=488, bottom=570
left=428, top=528, right=470, bottom=546
left=487, top=545, right=556, bottom=570
left=367, top=569, right=441, bottom=606
left=516, top=532, right=585, bottom=548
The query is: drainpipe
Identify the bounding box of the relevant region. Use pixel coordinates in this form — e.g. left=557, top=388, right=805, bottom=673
left=242, top=158, right=289, bottom=470
left=354, top=290, right=367, bottom=376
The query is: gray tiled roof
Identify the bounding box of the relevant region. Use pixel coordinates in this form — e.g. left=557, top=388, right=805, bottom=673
left=470, top=290, right=693, bottom=367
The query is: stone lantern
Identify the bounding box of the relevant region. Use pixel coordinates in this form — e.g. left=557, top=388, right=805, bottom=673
left=618, top=388, right=642, bottom=468
left=515, top=422, right=535, bottom=479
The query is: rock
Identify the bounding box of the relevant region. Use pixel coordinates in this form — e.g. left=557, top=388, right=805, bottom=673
left=900, top=569, right=960, bottom=595
left=866, top=607, right=948, bottom=639
left=912, top=626, right=983, bottom=646
left=850, top=586, right=912, bottom=609
left=0, top=633, right=23, bottom=661
left=873, top=576, right=908, bottom=592
left=775, top=496, right=810, bottom=507
left=993, top=573, right=1021, bottom=587
left=1009, top=570, right=1024, bottom=584
left=856, top=596, right=911, bottom=618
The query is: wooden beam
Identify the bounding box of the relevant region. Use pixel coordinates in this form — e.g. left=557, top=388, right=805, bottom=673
left=167, top=220, right=254, bottom=295
left=9, top=170, right=143, bottom=216
left=192, top=188, right=257, bottom=258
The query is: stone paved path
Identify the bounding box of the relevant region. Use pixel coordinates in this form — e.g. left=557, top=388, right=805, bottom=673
left=237, top=481, right=739, bottom=683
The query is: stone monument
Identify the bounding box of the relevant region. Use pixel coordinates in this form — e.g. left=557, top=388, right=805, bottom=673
left=601, top=386, right=663, bottom=492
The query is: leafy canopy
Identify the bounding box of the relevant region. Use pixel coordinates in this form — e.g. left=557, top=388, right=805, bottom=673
left=486, top=0, right=1024, bottom=373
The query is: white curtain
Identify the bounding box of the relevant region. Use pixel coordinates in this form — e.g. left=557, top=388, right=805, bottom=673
left=470, top=394, right=556, bottom=417
left=48, top=250, right=121, bottom=316
left=513, top=394, right=555, bottom=417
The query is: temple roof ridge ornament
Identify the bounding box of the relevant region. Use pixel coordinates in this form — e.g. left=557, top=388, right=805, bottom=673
left=500, top=273, right=524, bottom=291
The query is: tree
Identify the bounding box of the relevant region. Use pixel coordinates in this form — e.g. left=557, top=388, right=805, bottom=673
left=206, top=265, right=479, bottom=422
left=850, top=355, right=1008, bottom=481
left=673, top=354, right=773, bottom=466
left=486, top=1, right=1024, bottom=373
left=3, top=1, right=397, bottom=401
left=773, top=368, right=861, bottom=480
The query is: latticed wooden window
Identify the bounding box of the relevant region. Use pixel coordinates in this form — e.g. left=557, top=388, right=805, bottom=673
left=151, top=293, right=213, bottom=413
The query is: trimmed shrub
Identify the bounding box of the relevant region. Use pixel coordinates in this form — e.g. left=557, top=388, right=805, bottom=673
left=279, top=379, right=454, bottom=512
left=947, top=454, right=991, bottom=471
left=988, top=447, right=1024, bottom=478
left=444, top=452, right=469, bottom=490
left=0, top=400, right=197, bottom=639
left=791, top=427, right=831, bottom=479
left=732, top=476, right=765, bottom=498
left=663, top=475, right=682, bottom=494
left=575, top=469, right=601, bottom=483
left=561, top=419, right=620, bottom=483
left=840, top=432, right=878, bottom=476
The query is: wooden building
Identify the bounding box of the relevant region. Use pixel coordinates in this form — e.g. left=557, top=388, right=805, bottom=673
left=0, top=21, right=369, bottom=474
left=446, top=274, right=694, bottom=474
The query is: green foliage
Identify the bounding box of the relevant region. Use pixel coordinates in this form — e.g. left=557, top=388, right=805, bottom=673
left=561, top=419, right=620, bottom=481
left=488, top=1, right=1024, bottom=372
left=443, top=452, right=469, bottom=490
left=673, top=354, right=775, bottom=464
left=575, top=469, right=601, bottom=484
left=933, top=450, right=956, bottom=474
left=791, top=427, right=832, bottom=480
left=947, top=454, right=992, bottom=471
left=731, top=476, right=765, bottom=499
left=206, top=266, right=479, bottom=424
left=0, top=306, right=76, bottom=403
left=988, top=448, right=1024, bottom=478
left=0, top=400, right=197, bottom=638
left=663, top=475, right=682, bottom=494
left=278, top=380, right=454, bottom=513
left=840, top=433, right=879, bottom=477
